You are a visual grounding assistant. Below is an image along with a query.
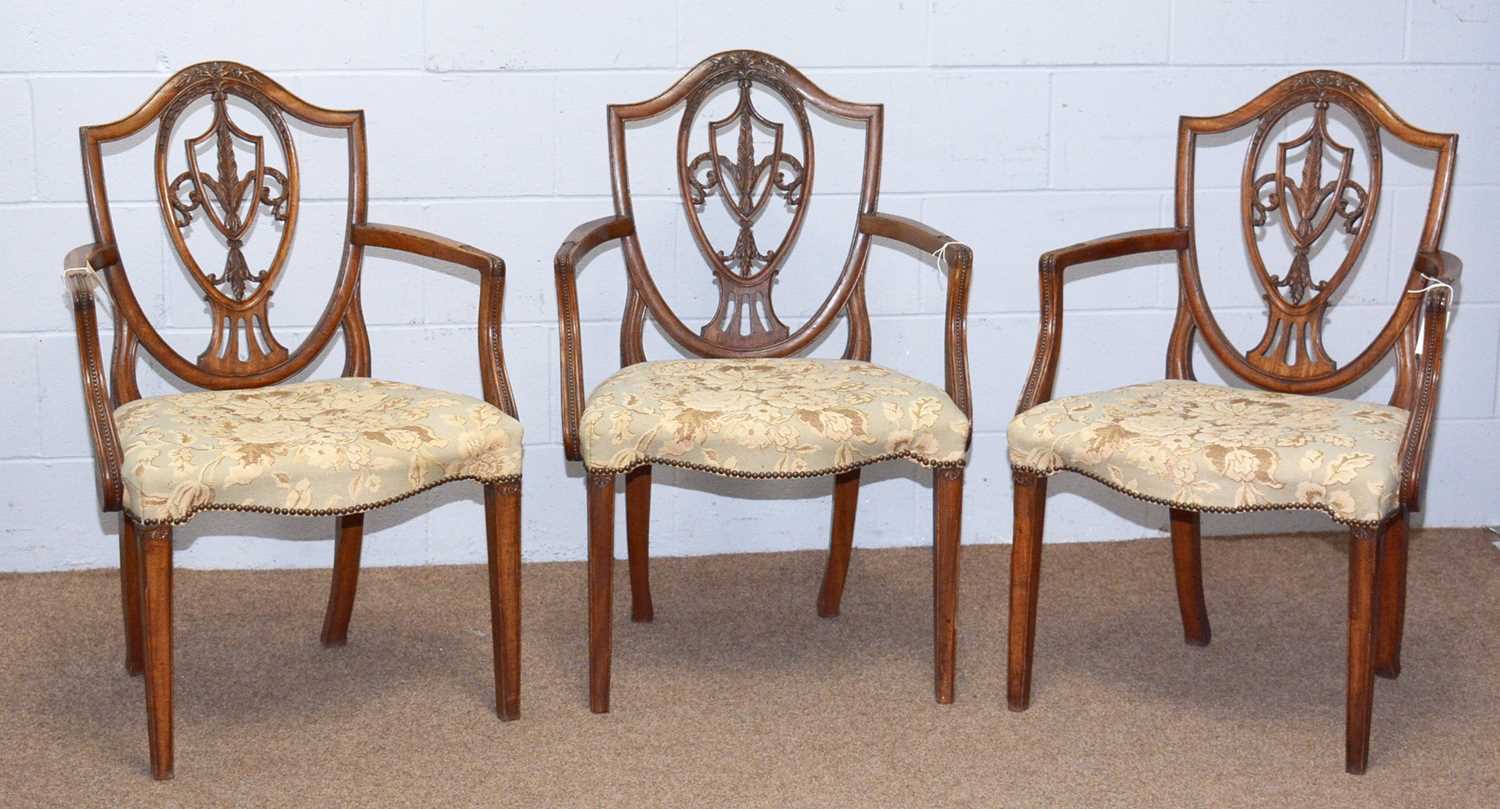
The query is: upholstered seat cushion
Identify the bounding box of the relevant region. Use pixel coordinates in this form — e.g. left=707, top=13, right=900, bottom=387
left=1007, top=380, right=1408, bottom=525
left=116, top=378, right=523, bottom=525
left=580, top=358, right=970, bottom=477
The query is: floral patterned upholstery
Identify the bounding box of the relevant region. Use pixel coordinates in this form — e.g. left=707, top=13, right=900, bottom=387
left=1007, top=380, right=1408, bottom=525
left=116, top=378, right=523, bottom=525
left=580, top=358, right=970, bottom=477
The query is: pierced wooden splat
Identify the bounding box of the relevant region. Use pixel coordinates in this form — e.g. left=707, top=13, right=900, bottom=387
left=1173, top=69, right=1456, bottom=397
left=198, top=311, right=287, bottom=374
left=679, top=67, right=813, bottom=349
left=602, top=50, right=883, bottom=361
left=1240, top=89, right=1381, bottom=379
left=81, top=61, right=369, bottom=394
left=155, top=62, right=299, bottom=375
left=1249, top=102, right=1373, bottom=304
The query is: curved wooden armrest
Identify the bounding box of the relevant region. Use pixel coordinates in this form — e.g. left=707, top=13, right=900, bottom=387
left=352, top=222, right=503, bottom=275
left=1398, top=250, right=1462, bottom=511
left=1017, top=227, right=1190, bottom=414
left=859, top=212, right=957, bottom=255
left=64, top=242, right=124, bottom=513
left=555, top=215, right=635, bottom=461
left=65, top=241, right=121, bottom=273
left=1043, top=227, right=1190, bottom=272
left=352, top=222, right=516, bottom=416
left=859, top=212, right=974, bottom=419
left=1415, top=249, right=1462, bottom=284
left=558, top=215, right=635, bottom=267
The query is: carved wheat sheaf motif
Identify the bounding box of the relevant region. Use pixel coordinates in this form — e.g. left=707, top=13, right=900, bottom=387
left=679, top=55, right=814, bottom=349
left=155, top=62, right=300, bottom=373
left=165, top=88, right=290, bottom=300
left=1240, top=90, right=1381, bottom=378
left=685, top=77, right=807, bottom=274
left=1249, top=102, right=1371, bottom=304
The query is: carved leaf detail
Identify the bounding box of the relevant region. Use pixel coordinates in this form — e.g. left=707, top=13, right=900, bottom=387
left=686, top=77, right=806, bottom=276
left=1249, top=102, right=1371, bottom=306
left=165, top=85, right=291, bottom=301
left=681, top=70, right=812, bottom=348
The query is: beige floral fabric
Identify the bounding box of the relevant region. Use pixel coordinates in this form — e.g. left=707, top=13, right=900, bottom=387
left=581, top=359, right=970, bottom=477
left=116, top=378, right=523, bottom=525
left=1007, top=380, right=1408, bottom=525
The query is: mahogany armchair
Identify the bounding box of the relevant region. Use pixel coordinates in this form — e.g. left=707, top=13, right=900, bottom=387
left=555, top=51, right=974, bottom=712
left=1005, top=71, right=1459, bottom=774
left=65, top=63, right=523, bottom=779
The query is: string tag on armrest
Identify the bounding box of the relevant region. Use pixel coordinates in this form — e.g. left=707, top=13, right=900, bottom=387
left=932, top=241, right=969, bottom=267
left=63, top=262, right=113, bottom=313
left=1406, top=272, right=1455, bottom=356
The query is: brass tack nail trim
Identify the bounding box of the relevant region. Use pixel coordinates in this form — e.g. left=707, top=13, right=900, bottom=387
left=585, top=451, right=967, bottom=482
left=131, top=474, right=523, bottom=527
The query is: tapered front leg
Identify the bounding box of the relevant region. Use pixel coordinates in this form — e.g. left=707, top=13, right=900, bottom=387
left=485, top=482, right=522, bottom=720
left=138, top=524, right=175, bottom=780
left=119, top=516, right=144, bottom=676
left=1007, top=470, right=1047, bottom=711
left=1346, top=522, right=1383, bottom=775
left=624, top=466, right=654, bottom=623
left=932, top=468, right=963, bottom=704
left=1375, top=509, right=1409, bottom=678
left=817, top=469, right=861, bottom=618
left=1169, top=508, right=1211, bottom=646
left=587, top=473, right=616, bottom=713
left=320, top=513, right=365, bottom=647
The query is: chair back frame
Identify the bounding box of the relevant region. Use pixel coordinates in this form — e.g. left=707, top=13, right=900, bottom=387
left=80, top=61, right=372, bottom=403
left=606, top=50, right=885, bottom=363
left=1168, top=70, right=1458, bottom=406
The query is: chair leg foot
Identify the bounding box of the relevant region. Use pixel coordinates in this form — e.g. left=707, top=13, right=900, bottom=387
left=120, top=516, right=145, bottom=676
left=1374, top=509, right=1409, bottom=680
left=587, top=473, right=615, bottom=714
left=320, top=513, right=364, bottom=648
left=1346, top=523, right=1383, bottom=775
left=1007, top=470, right=1047, bottom=712
left=625, top=466, right=654, bottom=624
left=139, top=525, right=175, bottom=781
left=485, top=483, right=522, bottom=721
left=817, top=470, right=860, bottom=619
left=1169, top=509, right=1212, bottom=647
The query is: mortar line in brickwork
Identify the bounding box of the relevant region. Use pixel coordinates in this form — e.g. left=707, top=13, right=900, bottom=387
left=1166, top=0, right=1177, bottom=64
left=1045, top=71, right=1056, bottom=189
left=8, top=302, right=1500, bottom=339
left=8, top=62, right=1499, bottom=81
left=1402, top=0, right=1414, bottom=60
left=16, top=180, right=1490, bottom=210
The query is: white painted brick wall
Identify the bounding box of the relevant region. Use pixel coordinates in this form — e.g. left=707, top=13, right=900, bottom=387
left=3, top=1, right=1497, bottom=572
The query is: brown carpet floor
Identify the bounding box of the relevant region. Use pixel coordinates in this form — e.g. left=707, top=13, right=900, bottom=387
left=1, top=529, right=1497, bottom=808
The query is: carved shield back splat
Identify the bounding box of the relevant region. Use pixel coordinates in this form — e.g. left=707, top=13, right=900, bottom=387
left=80, top=61, right=370, bottom=396
left=1173, top=71, right=1457, bottom=395
left=1241, top=96, right=1379, bottom=378
left=158, top=67, right=299, bottom=374
left=680, top=75, right=811, bottom=347
left=608, top=50, right=884, bottom=361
